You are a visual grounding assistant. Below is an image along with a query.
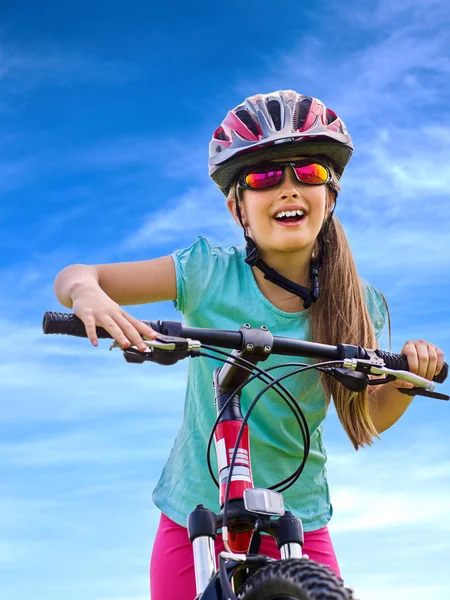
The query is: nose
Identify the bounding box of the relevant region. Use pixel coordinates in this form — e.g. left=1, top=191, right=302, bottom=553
left=278, top=165, right=300, bottom=198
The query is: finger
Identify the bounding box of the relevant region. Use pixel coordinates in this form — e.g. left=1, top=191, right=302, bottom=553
left=424, top=344, right=438, bottom=381
left=393, top=379, right=414, bottom=389
left=98, top=316, right=132, bottom=348
left=436, top=346, right=445, bottom=376
left=415, top=339, right=431, bottom=379
left=115, top=313, right=149, bottom=351
left=82, top=313, right=99, bottom=347
left=125, top=314, right=158, bottom=340
left=402, top=340, right=419, bottom=374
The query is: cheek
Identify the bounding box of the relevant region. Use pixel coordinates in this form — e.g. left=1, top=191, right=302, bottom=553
left=241, top=196, right=268, bottom=227
left=315, top=203, right=327, bottom=225
left=310, top=192, right=328, bottom=224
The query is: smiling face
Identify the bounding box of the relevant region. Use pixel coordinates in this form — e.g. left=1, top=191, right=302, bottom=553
left=227, top=158, right=335, bottom=263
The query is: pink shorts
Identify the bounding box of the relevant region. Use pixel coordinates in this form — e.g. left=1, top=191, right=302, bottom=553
left=150, top=513, right=341, bottom=600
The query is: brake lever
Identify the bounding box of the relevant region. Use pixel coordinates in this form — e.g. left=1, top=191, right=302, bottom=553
left=109, top=335, right=201, bottom=352
left=398, top=388, right=449, bottom=401
left=343, top=359, right=436, bottom=392
left=323, top=367, right=371, bottom=392
left=123, top=347, right=183, bottom=365
left=112, top=335, right=202, bottom=366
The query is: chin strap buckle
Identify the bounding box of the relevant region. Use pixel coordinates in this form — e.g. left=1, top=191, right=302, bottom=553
left=244, top=236, right=259, bottom=267
left=245, top=237, right=320, bottom=310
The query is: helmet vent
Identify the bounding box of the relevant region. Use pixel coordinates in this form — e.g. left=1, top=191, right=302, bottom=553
left=294, top=98, right=312, bottom=130
left=214, top=127, right=230, bottom=141
left=326, top=109, right=337, bottom=125
left=236, top=109, right=261, bottom=138
left=266, top=99, right=282, bottom=130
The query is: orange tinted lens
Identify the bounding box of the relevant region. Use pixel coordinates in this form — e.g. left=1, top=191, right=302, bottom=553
left=293, top=162, right=328, bottom=184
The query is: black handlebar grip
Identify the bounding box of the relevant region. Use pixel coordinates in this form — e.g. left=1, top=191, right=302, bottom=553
left=436, top=363, right=448, bottom=384
left=375, top=349, right=448, bottom=384
left=42, top=312, right=449, bottom=385
left=42, top=312, right=113, bottom=339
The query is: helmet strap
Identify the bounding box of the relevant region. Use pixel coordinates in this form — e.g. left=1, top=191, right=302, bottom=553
left=244, top=235, right=319, bottom=309
left=312, top=192, right=336, bottom=270
left=234, top=184, right=337, bottom=310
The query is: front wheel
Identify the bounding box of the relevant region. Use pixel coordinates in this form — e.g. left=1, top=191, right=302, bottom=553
left=238, top=558, right=356, bottom=600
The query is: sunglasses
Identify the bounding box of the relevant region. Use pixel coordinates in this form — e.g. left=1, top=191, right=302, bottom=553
left=238, top=160, right=332, bottom=190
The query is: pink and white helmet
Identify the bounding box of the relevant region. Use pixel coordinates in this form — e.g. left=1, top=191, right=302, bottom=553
left=209, top=90, right=354, bottom=195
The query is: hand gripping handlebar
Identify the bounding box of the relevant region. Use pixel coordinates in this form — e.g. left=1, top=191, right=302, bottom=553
left=42, top=312, right=448, bottom=385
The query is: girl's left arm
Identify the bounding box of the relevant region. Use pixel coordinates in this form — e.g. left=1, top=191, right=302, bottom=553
left=369, top=340, right=445, bottom=433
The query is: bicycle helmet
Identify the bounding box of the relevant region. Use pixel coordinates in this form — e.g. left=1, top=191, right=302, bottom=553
left=209, top=90, right=353, bottom=195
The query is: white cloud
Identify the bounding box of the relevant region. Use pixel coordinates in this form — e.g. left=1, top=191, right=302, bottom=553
left=373, top=0, right=450, bottom=26
left=344, top=126, right=450, bottom=205
left=0, top=317, right=188, bottom=422
left=336, top=32, right=449, bottom=119
left=0, top=357, right=186, bottom=422
left=0, top=41, right=142, bottom=91
left=0, top=539, right=47, bottom=567
left=233, top=22, right=448, bottom=120
left=354, top=581, right=448, bottom=600
left=231, top=1, right=449, bottom=146
left=121, top=185, right=241, bottom=250
left=324, top=431, right=450, bottom=593
left=326, top=435, right=450, bottom=536
left=0, top=416, right=178, bottom=467
left=66, top=138, right=162, bottom=171
left=331, top=486, right=449, bottom=532
left=0, top=156, right=39, bottom=196
left=344, top=221, right=450, bottom=275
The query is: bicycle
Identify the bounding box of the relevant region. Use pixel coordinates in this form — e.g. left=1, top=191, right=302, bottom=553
left=42, top=312, right=449, bottom=600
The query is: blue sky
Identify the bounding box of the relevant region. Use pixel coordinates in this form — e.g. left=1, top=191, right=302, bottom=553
left=1, top=1, right=449, bottom=599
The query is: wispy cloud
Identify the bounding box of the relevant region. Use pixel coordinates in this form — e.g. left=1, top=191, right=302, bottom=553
left=354, top=581, right=448, bottom=600
left=0, top=539, right=47, bottom=567
left=0, top=317, right=188, bottom=422
left=373, top=0, right=450, bottom=26
left=344, top=221, right=450, bottom=273
left=0, top=41, right=143, bottom=92
left=0, top=416, right=179, bottom=467
left=0, top=357, right=186, bottom=422
left=325, top=430, right=449, bottom=594
left=326, top=428, right=450, bottom=523
left=331, top=485, right=448, bottom=532
left=347, top=129, right=450, bottom=203
left=0, top=156, right=41, bottom=197
left=233, top=0, right=449, bottom=116
left=121, top=184, right=240, bottom=250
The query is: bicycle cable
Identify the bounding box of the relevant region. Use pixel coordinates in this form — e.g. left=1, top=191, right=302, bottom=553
left=220, top=360, right=345, bottom=546
left=199, top=347, right=312, bottom=488
left=201, top=346, right=344, bottom=492
left=196, top=346, right=346, bottom=557
left=201, top=349, right=346, bottom=494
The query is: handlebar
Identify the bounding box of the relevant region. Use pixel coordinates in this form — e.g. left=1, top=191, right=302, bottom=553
left=42, top=312, right=448, bottom=385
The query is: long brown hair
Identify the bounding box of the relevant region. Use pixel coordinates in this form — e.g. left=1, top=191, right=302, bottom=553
left=311, top=187, right=380, bottom=449
left=230, top=170, right=382, bottom=450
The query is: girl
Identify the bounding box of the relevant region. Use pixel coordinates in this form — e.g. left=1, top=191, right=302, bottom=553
left=54, top=90, right=444, bottom=599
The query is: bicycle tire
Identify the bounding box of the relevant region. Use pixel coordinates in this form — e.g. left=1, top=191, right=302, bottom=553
left=237, top=558, right=356, bottom=600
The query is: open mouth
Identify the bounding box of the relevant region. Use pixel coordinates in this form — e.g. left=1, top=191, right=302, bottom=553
left=274, top=209, right=306, bottom=224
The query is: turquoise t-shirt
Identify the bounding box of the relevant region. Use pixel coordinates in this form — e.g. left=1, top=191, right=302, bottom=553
left=152, top=236, right=386, bottom=532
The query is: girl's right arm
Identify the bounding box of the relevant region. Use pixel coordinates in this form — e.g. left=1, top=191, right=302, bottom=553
left=54, top=256, right=177, bottom=350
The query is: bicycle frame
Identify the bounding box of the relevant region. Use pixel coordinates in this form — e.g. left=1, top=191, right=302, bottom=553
left=187, top=329, right=305, bottom=598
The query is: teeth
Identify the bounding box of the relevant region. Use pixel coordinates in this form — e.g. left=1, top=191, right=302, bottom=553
left=275, top=209, right=305, bottom=219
